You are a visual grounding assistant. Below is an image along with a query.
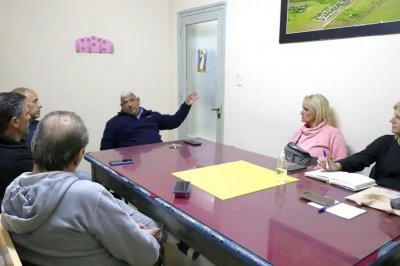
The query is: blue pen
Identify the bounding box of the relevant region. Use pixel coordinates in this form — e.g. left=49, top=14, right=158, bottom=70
left=323, top=150, right=330, bottom=171
left=318, top=202, right=339, bottom=213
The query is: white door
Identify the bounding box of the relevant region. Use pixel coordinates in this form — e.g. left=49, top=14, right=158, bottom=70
left=177, top=3, right=225, bottom=143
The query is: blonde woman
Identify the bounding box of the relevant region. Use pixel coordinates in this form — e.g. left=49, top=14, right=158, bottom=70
left=289, top=94, right=348, bottom=167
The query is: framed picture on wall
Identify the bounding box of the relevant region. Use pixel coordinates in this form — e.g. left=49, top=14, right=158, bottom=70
left=279, top=0, right=400, bottom=43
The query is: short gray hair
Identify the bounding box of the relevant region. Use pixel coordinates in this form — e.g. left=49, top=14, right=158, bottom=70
left=394, top=102, right=400, bottom=110
left=0, top=92, right=26, bottom=133
left=32, top=111, right=89, bottom=171
left=120, top=90, right=136, bottom=99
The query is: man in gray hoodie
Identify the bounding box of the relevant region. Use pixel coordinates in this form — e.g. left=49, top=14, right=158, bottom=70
left=1, top=111, right=161, bottom=265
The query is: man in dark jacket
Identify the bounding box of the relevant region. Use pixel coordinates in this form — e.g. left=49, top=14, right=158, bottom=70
left=100, top=90, right=199, bottom=150
left=0, top=92, right=32, bottom=198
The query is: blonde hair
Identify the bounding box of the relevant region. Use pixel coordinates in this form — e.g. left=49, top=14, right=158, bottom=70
left=303, top=94, right=332, bottom=125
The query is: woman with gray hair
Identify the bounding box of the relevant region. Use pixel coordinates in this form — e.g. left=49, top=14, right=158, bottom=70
left=319, top=102, right=400, bottom=190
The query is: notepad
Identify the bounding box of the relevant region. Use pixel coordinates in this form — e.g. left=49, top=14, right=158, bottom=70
left=308, top=202, right=367, bottom=219
left=305, top=169, right=377, bottom=191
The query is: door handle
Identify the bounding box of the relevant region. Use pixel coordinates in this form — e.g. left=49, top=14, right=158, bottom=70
left=211, top=107, right=222, bottom=118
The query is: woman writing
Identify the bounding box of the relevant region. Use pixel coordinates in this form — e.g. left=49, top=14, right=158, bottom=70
left=319, top=101, right=400, bottom=190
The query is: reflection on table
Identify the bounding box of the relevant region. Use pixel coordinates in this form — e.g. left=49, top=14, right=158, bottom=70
left=85, top=139, right=400, bottom=266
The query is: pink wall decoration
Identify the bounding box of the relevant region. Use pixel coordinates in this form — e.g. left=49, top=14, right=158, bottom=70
left=75, top=36, right=113, bottom=54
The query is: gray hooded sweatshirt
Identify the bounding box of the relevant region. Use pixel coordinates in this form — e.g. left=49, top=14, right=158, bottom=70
left=1, top=171, right=160, bottom=265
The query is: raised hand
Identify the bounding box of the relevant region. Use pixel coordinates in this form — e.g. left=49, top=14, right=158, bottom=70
left=185, top=90, right=199, bottom=106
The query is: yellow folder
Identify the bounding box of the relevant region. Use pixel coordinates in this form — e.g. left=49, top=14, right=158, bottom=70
left=172, top=160, right=297, bottom=200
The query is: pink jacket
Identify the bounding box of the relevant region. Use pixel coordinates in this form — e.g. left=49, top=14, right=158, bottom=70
left=289, top=123, right=348, bottom=167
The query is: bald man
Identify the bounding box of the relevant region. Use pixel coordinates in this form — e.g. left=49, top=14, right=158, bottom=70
left=12, top=87, right=43, bottom=144
left=101, top=90, right=198, bottom=150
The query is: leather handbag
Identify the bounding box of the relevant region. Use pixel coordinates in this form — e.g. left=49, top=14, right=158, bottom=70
left=284, top=142, right=317, bottom=166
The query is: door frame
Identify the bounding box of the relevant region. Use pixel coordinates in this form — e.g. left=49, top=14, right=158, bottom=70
left=177, top=2, right=226, bottom=143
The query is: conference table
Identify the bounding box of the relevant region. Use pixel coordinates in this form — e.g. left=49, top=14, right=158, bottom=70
left=84, top=139, right=400, bottom=266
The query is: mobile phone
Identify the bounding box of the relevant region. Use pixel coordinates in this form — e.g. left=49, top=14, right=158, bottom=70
left=109, top=159, right=135, bottom=166
left=299, top=191, right=335, bottom=206
left=173, top=181, right=191, bottom=198
left=184, top=139, right=202, bottom=146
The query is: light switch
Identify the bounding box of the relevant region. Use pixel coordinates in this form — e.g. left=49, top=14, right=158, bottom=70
left=236, top=74, right=243, bottom=86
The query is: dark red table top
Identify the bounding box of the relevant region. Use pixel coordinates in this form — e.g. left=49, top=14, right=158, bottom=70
left=87, top=139, right=400, bottom=266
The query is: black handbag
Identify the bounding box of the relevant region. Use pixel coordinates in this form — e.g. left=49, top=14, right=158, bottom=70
left=284, top=142, right=318, bottom=166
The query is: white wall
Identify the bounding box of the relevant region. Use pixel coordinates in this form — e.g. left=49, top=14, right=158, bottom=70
left=0, top=0, right=172, bottom=171
left=172, top=0, right=400, bottom=163
left=1, top=0, right=399, bottom=172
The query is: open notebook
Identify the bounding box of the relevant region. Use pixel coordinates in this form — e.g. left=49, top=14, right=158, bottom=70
left=305, top=169, right=377, bottom=191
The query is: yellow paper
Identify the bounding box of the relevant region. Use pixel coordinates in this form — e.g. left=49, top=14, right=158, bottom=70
left=172, top=160, right=297, bottom=200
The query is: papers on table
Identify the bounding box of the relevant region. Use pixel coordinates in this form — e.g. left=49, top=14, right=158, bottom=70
left=308, top=202, right=366, bottom=220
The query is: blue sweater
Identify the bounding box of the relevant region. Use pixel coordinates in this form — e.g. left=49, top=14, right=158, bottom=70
left=26, top=120, right=39, bottom=145
left=100, top=103, right=191, bottom=150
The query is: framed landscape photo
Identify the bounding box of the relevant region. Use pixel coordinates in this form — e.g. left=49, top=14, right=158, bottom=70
left=280, top=0, right=400, bottom=43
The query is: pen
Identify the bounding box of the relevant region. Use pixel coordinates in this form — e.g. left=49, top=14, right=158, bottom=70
left=323, top=150, right=330, bottom=171
left=318, top=202, right=339, bottom=213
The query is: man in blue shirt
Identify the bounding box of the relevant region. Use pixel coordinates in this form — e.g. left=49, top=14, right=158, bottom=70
left=100, top=90, right=199, bottom=150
